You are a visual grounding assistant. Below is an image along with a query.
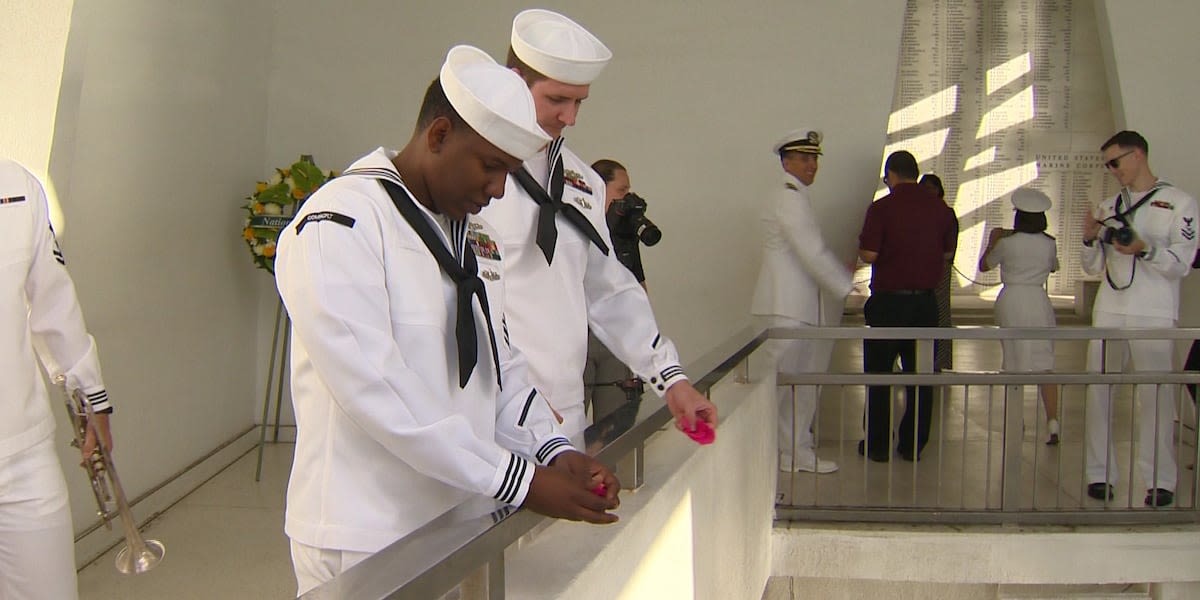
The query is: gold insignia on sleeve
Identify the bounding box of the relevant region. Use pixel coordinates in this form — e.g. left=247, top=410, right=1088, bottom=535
left=573, top=196, right=592, bottom=210
left=481, top=268, right=500, bottom=281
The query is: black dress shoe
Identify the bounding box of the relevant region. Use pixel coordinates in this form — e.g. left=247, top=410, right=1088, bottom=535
left=857, top=440, right=890, bottom=463
left=1144, top=488, right=1174, bottom=507
left=1087, top=482, right=1113, bottom=501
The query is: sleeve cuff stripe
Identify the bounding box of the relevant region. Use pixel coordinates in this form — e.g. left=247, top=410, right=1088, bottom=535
left=494, top=454, right=528, bottom=504
left=536, top=437, right=571, bottom=463
left=660, top=366, right=685, bottom=380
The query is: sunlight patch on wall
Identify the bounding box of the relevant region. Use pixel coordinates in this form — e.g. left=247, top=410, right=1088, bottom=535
left=976, top=86, right=1034, bottom=139
left=986, top=52, right=1031, bottom=95
left=963, top=147, right=997, bottom=172
left=887, top=85, right=958, bottom=134
left=616, top=490, right=695, bottom=600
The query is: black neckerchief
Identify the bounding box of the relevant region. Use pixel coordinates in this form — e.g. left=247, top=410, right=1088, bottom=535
left=511, top=155, right=610, bottom=264
left=376, top=178, right=501, bottom=389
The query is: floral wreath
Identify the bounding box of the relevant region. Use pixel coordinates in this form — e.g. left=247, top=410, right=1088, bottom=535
left=242, top=155, right=336, bottom=273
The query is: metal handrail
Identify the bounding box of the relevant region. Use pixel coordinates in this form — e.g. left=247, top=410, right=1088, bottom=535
left=302, top=326, right=768, bottom=599
left=769, top=325, right=1200, bottom=340
left=301, top=324, right=1200, bottom=597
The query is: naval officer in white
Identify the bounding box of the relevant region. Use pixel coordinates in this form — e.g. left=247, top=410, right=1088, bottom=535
left=751, top=129, right=853, bottom=473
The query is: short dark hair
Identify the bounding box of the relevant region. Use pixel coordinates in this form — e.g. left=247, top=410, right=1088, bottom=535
left=1101, top=130, right=1148, bottom=155
left=505, top=47, right=549, bottom=87
left=591, top=159, right=626, bottom=183
left=885, top=150, right=920, bottom=181
left=1013, top=210, right=1048, bottom=233
left=415, top=78, right=467, bottom=133
left=919, top=173, right=945, bottom=199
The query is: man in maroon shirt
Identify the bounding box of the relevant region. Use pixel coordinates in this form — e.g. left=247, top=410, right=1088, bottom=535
left=857, top=150, right=958, bottom=462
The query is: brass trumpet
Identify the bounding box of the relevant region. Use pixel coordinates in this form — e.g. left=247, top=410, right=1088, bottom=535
left=55, top=376, right=164, bottom=574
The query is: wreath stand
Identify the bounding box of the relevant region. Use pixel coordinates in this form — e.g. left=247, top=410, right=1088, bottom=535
left=254, top=296, right=291, bottom=482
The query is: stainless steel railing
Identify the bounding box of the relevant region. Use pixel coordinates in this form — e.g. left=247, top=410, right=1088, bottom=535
left=770, top=326, right=1200, bottom=526
left=301, top=326, right=768, bottom=600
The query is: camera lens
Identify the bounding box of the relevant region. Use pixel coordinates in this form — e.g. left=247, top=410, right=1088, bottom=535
left=638, top=222, right=662, bottom=246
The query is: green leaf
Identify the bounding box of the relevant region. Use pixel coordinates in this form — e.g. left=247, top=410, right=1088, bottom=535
left=290, top=160, right=327, bottom=194
left=256, top=181, right=292, bottom=205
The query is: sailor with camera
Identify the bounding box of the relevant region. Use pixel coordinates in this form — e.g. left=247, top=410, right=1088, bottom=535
left=1081, top=130, right=1198, bottom=507
left=480, top=9, right=717, bottom=438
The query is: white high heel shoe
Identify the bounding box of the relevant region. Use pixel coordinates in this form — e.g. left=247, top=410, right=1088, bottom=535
left=1046, top=418, right=1060, bottom=446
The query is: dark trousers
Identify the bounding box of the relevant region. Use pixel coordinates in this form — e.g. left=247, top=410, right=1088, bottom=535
left=862, top=291, right=939, bottom=456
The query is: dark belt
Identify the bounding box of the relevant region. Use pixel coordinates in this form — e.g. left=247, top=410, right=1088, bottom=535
left=875, top=289, right=933, bottom=296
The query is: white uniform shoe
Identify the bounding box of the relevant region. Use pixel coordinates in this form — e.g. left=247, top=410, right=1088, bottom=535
left=1046, top=418, right=1060, bottom=446
left=780, top=454, right=839, bottom=474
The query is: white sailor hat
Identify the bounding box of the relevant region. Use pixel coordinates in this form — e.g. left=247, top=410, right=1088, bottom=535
left=1010, top=187, right=1052, bottom=213
left=772, top=128, right=824, bottom=156
left=511, top=9, right=612, bottom=85
left=440, top=45, right=551, bottom=161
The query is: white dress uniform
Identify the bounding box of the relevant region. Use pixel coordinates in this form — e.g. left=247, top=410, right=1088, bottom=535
left=1081, top=179, right=1198, bottom=493
left=276, top=148, right=572, bottom=558
left=1, top=158, right=111, bottom=600
left=481, top=145, right=687, bottom=437
left=276, top=45, right=570, bottom=594
left=986, top=232, right=1058, bottom=372
left=751, top=172, right=852, bottom=471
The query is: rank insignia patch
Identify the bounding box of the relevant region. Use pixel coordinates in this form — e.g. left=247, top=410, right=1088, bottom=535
left=572, top=196, right=592, bottom=210
left=1151, top=200, right=1175, bottom=210
left=785, top=183, right=798, bottom=191
left=467, top=230, right=501, bottom=260
left=296, top=211, right=355, bottom=233
left=481, top=268, right=500, bottom=281
left=563, top=169, right=593, bottom=194
left=0, top=195, right=26, bottom=205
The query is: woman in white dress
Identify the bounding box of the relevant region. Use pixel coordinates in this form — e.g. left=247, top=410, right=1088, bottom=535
left=978, top=188, right=1061, bottom=444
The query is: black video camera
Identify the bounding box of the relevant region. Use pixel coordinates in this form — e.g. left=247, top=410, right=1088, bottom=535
left=609, top=193, right=662, bottom=247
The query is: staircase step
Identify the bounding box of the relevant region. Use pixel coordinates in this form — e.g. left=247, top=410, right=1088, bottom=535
left=996, top=583, right=1150, bottom=600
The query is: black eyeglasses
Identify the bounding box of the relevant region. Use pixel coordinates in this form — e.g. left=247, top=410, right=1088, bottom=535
left=1104, top=150, right=1135, bottom=170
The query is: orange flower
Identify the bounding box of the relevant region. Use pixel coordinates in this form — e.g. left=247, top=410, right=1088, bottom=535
left=255, top=182, right=268, bottom=193
left=263, top=244, right=277, bottom=258
left=291, top=187, right=306, bottom=200
left=243, top=227, right=254, bottom=241
left=253, top=202, right=265, bottom=214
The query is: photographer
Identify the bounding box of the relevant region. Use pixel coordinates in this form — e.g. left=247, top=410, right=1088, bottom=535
left=1081, top=130, right=1198, bottom=507
left=593, top=159, right=661, bottom=286
left=582, top=159, right=659, bottom=437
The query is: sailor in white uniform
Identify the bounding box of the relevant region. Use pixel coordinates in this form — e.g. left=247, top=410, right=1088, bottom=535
left=751, top=129, right=853, bottom=473
left=275, top=46, right=619, bottom=595
left=1, top=158, right=113, bottom=600
left=978, top=187, right=1060, bottom=444
left=1080, top=131, right=1198, bottom=507
left=480, top=9, right=718, bottom=438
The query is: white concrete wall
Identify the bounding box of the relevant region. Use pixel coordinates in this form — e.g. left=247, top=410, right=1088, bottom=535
left=40, top=0, right=274, bottom=535
left=1095, top=0, right=1200, bottom=327
left=0, top=0, right=74, bottom=175
left=505, top=354, right=777, bottom=600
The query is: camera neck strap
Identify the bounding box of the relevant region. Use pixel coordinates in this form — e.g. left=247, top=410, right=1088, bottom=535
left=1102, top=187, right=1163, bottom=291
left=1113, top=186, right=1162, bottom=223
left=512, top=163, right=610, bottom=265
